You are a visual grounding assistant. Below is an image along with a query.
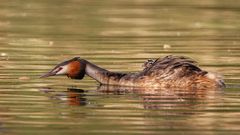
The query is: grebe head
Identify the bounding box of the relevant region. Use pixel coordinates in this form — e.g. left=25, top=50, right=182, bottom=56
left=40, top=57, right=86, bottom=79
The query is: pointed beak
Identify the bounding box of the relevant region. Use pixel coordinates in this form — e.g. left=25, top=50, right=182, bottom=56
left=40, top=71, right=56, bottom=78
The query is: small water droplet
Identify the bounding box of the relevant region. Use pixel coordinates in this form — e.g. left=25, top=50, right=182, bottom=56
left=163, top=44, right=171, bottom=49
left=1, top=53, right=7, bottom=56
left=18, top=76, right=30, bottom=80
left=49, top=41, right=54, bottom=45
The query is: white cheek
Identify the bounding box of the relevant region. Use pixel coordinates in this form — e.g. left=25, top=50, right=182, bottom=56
left=56, top=66, right=68, bottom=75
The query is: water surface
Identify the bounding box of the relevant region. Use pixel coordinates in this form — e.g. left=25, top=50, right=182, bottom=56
left=0, top=0, right=240, bottom=135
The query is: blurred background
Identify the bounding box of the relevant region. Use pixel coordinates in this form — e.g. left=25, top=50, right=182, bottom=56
left=0, top=0, right=240, bottom=135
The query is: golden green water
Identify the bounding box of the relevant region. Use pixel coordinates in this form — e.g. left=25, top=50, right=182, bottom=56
left=0, top=0, right=240, bottom=135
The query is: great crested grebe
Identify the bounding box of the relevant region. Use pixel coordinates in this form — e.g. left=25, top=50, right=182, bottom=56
left=40, top=55, right=225, bottom=89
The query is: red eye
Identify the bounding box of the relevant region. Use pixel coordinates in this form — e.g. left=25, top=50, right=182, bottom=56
left=55, top=67, right=63, bottom=73
left=58, top=67, right=63, bottom=71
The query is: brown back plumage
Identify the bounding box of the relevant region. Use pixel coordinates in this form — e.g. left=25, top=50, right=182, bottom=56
left=141, top=55, right=206, bottom=78
left=122, top=55, right=220, bottom=88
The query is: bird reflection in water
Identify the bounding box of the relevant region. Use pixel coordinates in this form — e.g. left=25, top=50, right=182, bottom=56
left=97, top=85, right=223, bottom=111
left=40, top=87, right=88, bottom=106
left=40, top=85, right=223, bottom=111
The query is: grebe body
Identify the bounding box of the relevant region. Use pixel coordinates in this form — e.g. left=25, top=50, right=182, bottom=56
left=41, top=55, right=225, bottom=89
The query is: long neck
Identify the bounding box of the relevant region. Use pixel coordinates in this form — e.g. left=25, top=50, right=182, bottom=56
left=82, top=59, right=125, bottom=85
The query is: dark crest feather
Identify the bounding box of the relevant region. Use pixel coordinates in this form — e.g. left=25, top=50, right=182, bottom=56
left=52, top=57, right=79, bottom=69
